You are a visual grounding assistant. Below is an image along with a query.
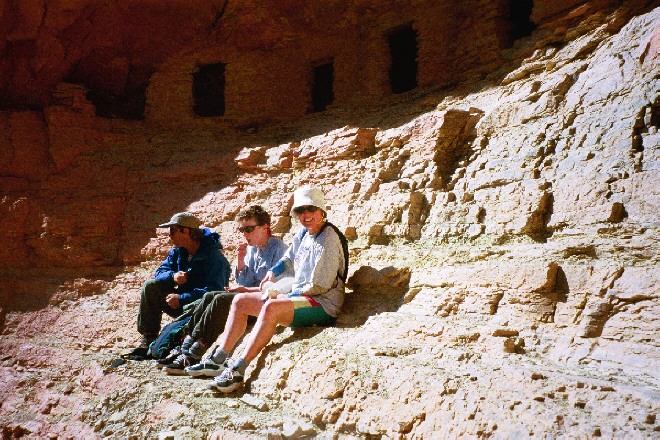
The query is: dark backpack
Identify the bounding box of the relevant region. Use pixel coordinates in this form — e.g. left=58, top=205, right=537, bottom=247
left=301, top=221, right=349, bottom=283
left=147, top=315, right=191, bottom=359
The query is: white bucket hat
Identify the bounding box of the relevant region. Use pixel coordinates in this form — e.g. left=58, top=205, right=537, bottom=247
left=291, top=186, right=326, bottom=213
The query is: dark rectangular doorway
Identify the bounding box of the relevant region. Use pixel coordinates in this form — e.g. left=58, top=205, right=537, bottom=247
left=193, top=63, right=226, bottom=117
left=311, top=61, right=334, bottom=112
left=388, top=24, right=418, bottom=94
left=506, top=0, right=537, bottom=47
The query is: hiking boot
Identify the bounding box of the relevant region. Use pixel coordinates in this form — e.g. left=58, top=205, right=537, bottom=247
left=140, top=334, right=157, bottom=348
left=125, top=335, right=156, bottom=359
left=156, top=347, right=182, bottom=366
left=162, top=353, right=197, bottom=376
left=185, top=357, right=227, bottom=377
left=208, top=367, right=244, bottom=393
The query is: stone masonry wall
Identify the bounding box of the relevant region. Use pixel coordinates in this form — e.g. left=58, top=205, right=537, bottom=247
left=146, top=0, right=509, bottom=127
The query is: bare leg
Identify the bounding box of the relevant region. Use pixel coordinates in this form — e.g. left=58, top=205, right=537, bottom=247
left=241, top=298, right=294, bottom=364
left=217, top=292, right=264, bottom=354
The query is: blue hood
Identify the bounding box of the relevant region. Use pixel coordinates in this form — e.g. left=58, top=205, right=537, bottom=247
left=201, top=227, right=223, bottom=250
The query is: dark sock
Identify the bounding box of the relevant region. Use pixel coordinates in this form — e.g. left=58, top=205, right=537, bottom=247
left=212, top=348, right=228, bottom=365
left=189, top=341, right=206, bottom=359
left=233, top=357, right=248, bottom=375
left=180, top=335, right=194, bottom=355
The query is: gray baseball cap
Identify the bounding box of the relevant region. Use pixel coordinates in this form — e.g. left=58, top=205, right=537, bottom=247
left=158, top=212, right=201, bottom=229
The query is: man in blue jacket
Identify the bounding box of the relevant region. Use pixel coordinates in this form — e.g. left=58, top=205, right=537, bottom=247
left=134, top=212, right=231, bottom=353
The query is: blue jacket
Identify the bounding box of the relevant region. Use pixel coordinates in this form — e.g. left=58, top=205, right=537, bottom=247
left=153, top=228, right=230, bottom=306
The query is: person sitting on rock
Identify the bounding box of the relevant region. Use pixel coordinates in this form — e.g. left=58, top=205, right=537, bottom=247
left=161, top=205, right=288, bottom=375
left=133, top=212, right=231, bottom=356
left=207, top=186, right=347, bottom=393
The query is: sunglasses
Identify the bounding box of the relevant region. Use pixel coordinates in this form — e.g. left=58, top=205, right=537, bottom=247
left=169, top=226, right=184, bottom=236
left=292, top=205, right=319, bottom=215
left=238, top=225, right=260, bottom=233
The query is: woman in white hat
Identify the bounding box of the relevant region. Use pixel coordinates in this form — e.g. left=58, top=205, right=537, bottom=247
left=207, top=186, right=346, bottom=393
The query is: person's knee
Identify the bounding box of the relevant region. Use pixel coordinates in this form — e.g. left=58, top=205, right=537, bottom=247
left=141, top=279, right=163, bottom=299
left=202, top=291, right=216, bottom=302
left=231, top=293, right=264, bottom=317
left=211, top=291, right=234, bottom=305
left=232, top=292, right=252, bottom=306
left=260, top=300, right=289, bottom=323
left=143, top=278, right=159, bottom=289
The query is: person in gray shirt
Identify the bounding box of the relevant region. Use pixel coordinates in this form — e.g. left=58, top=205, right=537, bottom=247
left=161, top=205, right=287, bottom=375
left=207, top=186, right=347, bottom=393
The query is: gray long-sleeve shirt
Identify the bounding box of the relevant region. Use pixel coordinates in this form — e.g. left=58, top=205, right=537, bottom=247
left=276, top=223, right=346, bottom=317
left=234, top=236, right=288, bottom=287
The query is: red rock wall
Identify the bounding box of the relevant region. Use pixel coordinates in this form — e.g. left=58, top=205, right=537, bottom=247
left=0, top=0, right=227, bottom=111
left=2, top=1, right=617, bottom=120
left=146, top=0, right=510, bottom=126
left=0, top=0, right=646, bottom=309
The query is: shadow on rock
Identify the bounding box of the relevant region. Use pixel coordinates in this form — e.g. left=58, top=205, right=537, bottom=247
left=337, top=265, right=411, bottom=328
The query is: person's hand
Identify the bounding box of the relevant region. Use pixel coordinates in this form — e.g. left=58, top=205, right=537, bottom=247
left=166, top=293, right=180, bottom=309
left=236, top=243, right=248, bottom=271
left=173, top=271, right=187, bottom=285
left=226, top=284, right=249, bottom=293
left=259, top=271, right=275, bottom=291
left=287, top=289, right=303, bottom=298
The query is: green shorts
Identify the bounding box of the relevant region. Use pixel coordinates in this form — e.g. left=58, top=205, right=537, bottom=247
left=289, top=296, right=335, bottom=328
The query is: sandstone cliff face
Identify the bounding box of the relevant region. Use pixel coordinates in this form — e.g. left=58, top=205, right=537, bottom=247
left=0, top=1, right=658, bottom=439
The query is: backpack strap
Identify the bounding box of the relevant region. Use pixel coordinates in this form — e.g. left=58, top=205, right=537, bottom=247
left=316, top=221, right=349, bottom=284
left=299, top=222, right=350, bottom=284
